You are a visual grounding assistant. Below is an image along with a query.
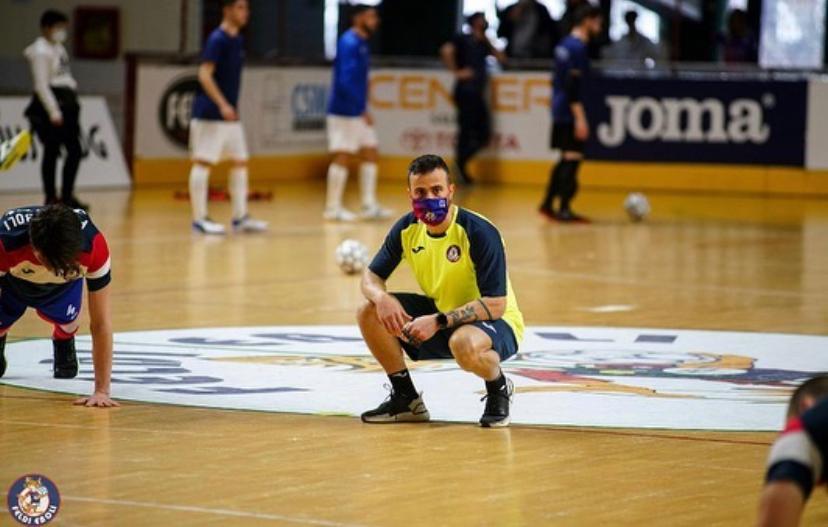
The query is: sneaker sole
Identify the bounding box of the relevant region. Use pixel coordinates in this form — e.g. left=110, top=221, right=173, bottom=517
left=361, top=410, right=431, bottom=423
left=54, top=368, right=78, bottom=379
left=480, top=415, right=511, bottom=428
left=192, top=228, right=226, bottom=235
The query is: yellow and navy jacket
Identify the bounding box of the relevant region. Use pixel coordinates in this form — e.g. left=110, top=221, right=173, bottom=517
left=369, top=205, right=524, bottom=344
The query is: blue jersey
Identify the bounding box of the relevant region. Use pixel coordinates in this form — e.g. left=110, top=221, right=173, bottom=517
left=192, top=28, right=245, bottom=121
left=327, top=29, right=370, bottom=117
left=552, top=35, right=589, bottom=123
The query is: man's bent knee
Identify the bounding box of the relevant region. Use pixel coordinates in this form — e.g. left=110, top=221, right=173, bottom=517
left=449, top=331, right=477, bottom=370
left=356, top=301, right=376, bottom=326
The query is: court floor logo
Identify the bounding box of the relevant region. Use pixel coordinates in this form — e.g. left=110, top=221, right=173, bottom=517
left=7, top=474, right=60, bottom=525
left=2, top=326, right=826, bottom=431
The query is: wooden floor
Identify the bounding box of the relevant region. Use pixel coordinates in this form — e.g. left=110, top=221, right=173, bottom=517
left=2, top=179, right=828, bottom=526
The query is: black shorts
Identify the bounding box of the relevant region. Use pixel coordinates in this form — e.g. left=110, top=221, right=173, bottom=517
left=391, top=292, right=518, bottom=362
left=550, top=122, right=584, bottom=153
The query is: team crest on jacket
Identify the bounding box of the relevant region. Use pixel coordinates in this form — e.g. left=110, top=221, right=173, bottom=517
left=446, top=245, right=461, bottom=262
left=7, top=474, right=60, bottom=525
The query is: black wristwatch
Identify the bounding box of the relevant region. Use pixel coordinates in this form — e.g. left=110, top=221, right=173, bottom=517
left=436, top=312, right=448, bottom=329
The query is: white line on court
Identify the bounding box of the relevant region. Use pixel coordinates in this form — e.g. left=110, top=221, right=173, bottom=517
left=62, top=496, right=367, bottom=527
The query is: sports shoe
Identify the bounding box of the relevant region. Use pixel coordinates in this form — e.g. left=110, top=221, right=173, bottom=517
left=0, top=130, right=32, bottom=172
left=232, top=215, right=268, bottom=233
left=538, top=206, right=557, bottom=222
left=360, top=204, right=392, bottom=221
left=192, top=218, right=227, bottom=235
left=556, top=209, right=591, bottom=224
left=53, top=338, right=78, bottom=379
left=0, top=334, right=7, bottom=378
left=479, top=377, right=513, bottom=428
left=361, top=386, right=430, bottom=423
left=323, top=207, right=357, bottom=222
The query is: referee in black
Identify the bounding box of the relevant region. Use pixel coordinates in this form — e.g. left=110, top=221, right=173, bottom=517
left=440, top=13, right=505, bottom=184
left=23, top=10, right=87, bottom=210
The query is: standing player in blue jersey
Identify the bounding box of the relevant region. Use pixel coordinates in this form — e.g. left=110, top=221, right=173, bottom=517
left=757, top=375, right=828, bottom=526
left=357, top=154, right=524, bottom=428
left=324, top=5, right=389, bottom=222
left=188, top=0, right=267, bottom=235
left=539, top=5, right=602, bottom=223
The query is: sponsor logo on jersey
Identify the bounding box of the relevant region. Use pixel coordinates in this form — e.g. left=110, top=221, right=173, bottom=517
left=446, top=245, right=461, bottom=263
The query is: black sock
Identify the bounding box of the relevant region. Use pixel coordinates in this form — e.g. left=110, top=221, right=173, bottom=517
left=388, top=369, right=417, bottom=399
left=559, top=159, right=581, bottom=213
left=485, top=370, right=506, bottom=394
left=541, top=162, right=563, bottom=211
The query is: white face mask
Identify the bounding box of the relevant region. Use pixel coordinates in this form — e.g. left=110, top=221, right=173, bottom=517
left=51, top=29, right=67, bottom=44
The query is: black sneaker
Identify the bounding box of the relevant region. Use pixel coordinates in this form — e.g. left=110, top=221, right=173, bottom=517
left=361, top=386, right=430, bottom=423
left=0, top=334, right=6, bottom=377
left=480, top=377, right=514, bottom=428
left=53, top=338, right=78, bottom=379
left=556, top=209, right=591, bottom=223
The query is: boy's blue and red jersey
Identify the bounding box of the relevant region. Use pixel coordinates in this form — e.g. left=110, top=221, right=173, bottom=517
left=765, top=398, right=828, bottom=499
left=0, top=206, right=111, bottom=305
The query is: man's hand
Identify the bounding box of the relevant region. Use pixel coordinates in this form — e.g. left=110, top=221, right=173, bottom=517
left=74, top=391, right=120, bottom=408
left=402, top=315, right=439, bottom=347
left=455, top=68, right=475, bottom=81
left=363, top=112, right=374, bottom=126
left=219, top=103, right=238, bottom=121
left=375, top=293, right=412, bottom=336
left=574, top=116, right=590, bottom=141
left=50, top=114, right=63, bottom=126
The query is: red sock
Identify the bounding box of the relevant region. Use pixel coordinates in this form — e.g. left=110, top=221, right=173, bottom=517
left=52, top=325, right=77, bottom=341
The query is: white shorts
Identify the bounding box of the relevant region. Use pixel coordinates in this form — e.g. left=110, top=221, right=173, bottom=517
left=327, top=115, right=378, bottom=154
left=189, top=119, right=249, bottom=164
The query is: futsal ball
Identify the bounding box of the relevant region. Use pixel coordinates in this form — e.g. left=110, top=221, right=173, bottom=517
left=335, top=239, right=370, bottom=275
left=624, top=192, right=650, bottom=222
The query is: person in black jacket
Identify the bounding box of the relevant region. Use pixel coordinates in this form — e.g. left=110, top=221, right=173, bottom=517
left=23, top=10, right=87, bottom=210
left=440, top=13, right=506, bottom=184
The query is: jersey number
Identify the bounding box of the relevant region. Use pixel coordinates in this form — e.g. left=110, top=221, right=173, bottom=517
left=3, top=212, right=33, bottom=231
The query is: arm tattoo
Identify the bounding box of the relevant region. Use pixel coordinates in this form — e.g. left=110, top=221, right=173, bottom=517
left=477, top=299, right=493, bottom=321
left=447, top=304, right=478, bottom=328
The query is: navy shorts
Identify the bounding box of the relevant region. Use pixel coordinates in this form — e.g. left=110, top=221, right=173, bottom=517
left=0, top=280, right=83, bottom=330
left=391, top=292, right=518, bottom=362
left=550, top=122, right=584, bottom=153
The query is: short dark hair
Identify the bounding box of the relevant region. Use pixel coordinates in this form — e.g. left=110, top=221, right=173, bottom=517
left=40, top=9, right=68, bottom=29
left=351, top=4, right=376, bottom=19
left=787, top=375, right=828, bottom=418
left=573, top=4, right=602, bottom=26
left=466, top=12, right=486, bottom=26
left=221, top=0, right=245, bottom=8
left=29, top=205, right=83, bottom=279
left=407, top=154, right=451, bottom=184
